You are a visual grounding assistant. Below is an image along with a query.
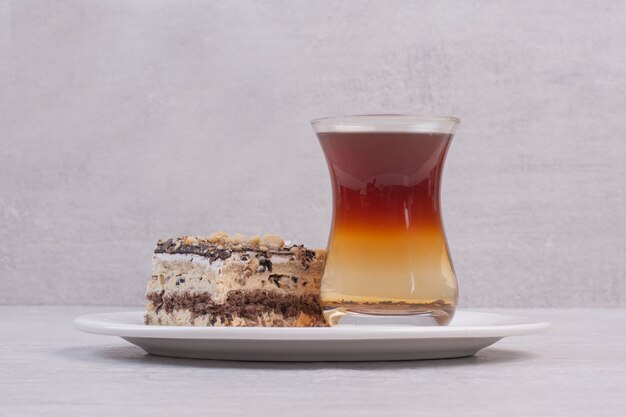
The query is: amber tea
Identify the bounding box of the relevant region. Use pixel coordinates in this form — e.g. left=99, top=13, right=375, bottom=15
left=313, top=115, right=459, bottom=325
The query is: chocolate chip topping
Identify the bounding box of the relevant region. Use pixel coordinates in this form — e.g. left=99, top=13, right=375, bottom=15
left=268, top=274, right=284, bottom=287
left=257, top=256, right=273, bottom=273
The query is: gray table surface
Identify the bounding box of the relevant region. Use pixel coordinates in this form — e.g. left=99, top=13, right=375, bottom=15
left=1, top=306, right=624, bottom=417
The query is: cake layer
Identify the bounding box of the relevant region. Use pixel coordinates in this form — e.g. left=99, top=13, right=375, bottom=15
left=145, top=309, right=324, bottom=327
left=147, top=290, right=322, bottom=319
left=154, top=234, right=318, bottom=269
left=147, top=251, right=321, bottom=303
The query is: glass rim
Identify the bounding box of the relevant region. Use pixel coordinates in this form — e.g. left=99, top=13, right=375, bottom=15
left=311, top=114, right=460, bottom=134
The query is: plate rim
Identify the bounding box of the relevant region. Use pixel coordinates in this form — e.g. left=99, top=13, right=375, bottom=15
left=73, top=310, right=551, bottom=341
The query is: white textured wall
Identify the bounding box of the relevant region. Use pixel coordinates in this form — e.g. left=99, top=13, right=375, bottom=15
left=1, top=0, right=625, bottom=306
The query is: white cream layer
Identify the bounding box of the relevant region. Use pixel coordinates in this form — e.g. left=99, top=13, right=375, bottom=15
left=147, top=252, right=320, bottom=304
left=153, top=251, right=293, bottom=270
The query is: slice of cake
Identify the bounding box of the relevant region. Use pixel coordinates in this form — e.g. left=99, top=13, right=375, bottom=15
left=145, top=232, right=327, bottom=327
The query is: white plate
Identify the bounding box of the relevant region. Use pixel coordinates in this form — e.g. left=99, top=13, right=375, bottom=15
left=73, top=311, right=550, bottom=362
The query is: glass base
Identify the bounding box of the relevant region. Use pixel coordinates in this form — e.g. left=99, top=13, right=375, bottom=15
left=323, top=302, right=455, bottom=326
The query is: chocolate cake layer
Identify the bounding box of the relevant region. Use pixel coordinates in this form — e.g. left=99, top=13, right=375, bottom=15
left=147, top=290, right=323, bottom=320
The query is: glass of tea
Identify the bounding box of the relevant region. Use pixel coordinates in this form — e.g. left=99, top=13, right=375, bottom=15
left=312, top=115, right=460, bottom=326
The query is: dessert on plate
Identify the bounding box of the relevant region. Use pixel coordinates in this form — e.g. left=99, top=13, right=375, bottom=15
left=145, top=232, right=327, bottom=327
